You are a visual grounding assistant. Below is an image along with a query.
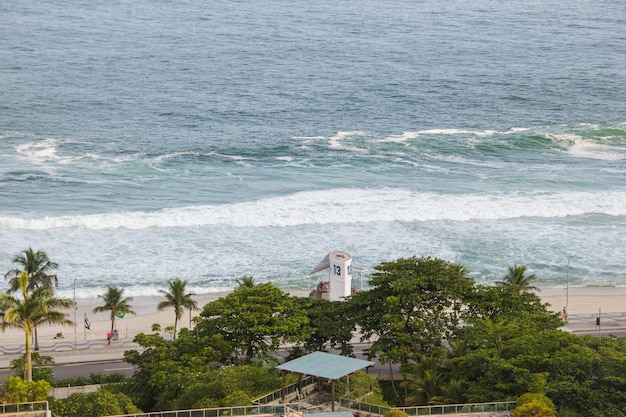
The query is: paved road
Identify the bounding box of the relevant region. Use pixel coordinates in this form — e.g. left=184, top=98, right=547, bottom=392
left=0, top=340, right=137, bottom=380
left=0, top=360, right=136, bottom=382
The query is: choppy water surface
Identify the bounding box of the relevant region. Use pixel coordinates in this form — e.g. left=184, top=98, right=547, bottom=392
left=1, top=0, right=625, bottom=298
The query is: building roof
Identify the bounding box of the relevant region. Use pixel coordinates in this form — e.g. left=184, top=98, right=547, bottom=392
left=276, top=351, right=374, bottom=380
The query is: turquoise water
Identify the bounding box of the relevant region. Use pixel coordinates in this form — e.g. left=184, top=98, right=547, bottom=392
left=1, top=0, right=625, bottom=298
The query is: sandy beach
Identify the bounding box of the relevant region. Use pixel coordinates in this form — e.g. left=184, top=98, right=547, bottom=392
left=1, top=286, right=624, bottom=348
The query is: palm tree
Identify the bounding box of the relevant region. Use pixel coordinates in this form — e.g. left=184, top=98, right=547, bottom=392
left=4, top=247, right=59, bottom=292
left=441, top=378, right=465, bottom=404
left=157, top=278, right=198, bottom=340
left=4, top=248, right=60, bottom=350
left=93, top=286, right=135, bottom=333
left=401, top=356, right=446, bottom=406
left=236, top=275, right=256, bottom=288
left=0, top=272, right=73, bottom=381
left=496, top=264, right=539, bottom=292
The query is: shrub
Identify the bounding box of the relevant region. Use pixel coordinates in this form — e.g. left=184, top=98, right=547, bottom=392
left=53, top=376, right=90, bottom=387
left=222, top=390, right=253, bottom=406
left=53, top=373, right=127, bottom=387
left=383, top=410, right=409, bottom=417
left=513, top=393, right=557, bottom=417
left=0, top=376, right=51, bottom=403
left=50, top=389, right=141, bottom=417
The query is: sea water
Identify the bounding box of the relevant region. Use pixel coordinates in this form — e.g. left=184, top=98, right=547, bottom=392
left=1, top=0, right=625, bottom=299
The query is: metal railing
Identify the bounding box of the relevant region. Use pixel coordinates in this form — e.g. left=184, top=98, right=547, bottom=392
left=109, top=404, right=304, bottom=417
left=0, top=401, right=49, bottom=414
left=108, top=379, right=314, bottom=417
left=252, top=376, right=316, bottom=404
left=340, top=398, right=516, bottom=416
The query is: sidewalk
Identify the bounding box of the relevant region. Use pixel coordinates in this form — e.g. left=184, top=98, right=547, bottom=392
left=561, top=311, right=626, bottom=334
left=0, top=338, right=140, bottom=369
left=2, top=312, right=626, bottom=370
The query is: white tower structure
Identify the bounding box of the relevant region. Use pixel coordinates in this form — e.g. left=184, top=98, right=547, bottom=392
left=309, top=250, right=353, bottom=301
left=329, top=251, right=352, bottom=301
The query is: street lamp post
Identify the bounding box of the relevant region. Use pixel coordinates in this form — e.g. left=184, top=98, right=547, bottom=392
left=73, top=279, right=77, bottom=349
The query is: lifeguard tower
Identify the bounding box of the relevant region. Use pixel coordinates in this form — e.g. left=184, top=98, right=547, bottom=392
left=309, top=250, right=354, bottom=301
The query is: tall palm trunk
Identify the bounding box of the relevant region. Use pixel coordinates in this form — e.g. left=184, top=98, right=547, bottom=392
left=173, top=316, right=178, bottom=340
left=24, top=327, right=33, bottom=381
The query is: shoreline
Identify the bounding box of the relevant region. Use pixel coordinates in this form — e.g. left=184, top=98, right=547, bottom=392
left=1, top=286, right=624, bottom=348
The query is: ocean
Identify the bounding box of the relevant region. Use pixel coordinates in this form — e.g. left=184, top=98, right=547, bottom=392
left=1, top=0, right=625, bottom=299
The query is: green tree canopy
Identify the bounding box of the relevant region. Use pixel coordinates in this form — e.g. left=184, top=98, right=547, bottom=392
left=462, top=284, right=560, bottom=326
left=450, top=285, right=562, bottom=402
left=448, top=282, right=626, bottom=416
left=350, top=256, right=474, bottom=364
left=157, top=278, right=198, bottom=340
left=93, top=285, right=135, bottom=333
left=124, top=328, right=280, bottom=411
left=124, top=329, right=222, bottom=411
left=197, top=282, right=308, bottom=362
left=348, top=256, right=474, bottom=397
left=290, top=296, right=355, bottom=357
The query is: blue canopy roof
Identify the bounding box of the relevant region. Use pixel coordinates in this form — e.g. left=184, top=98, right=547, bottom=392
left=276, top=351, right=374, bottom=380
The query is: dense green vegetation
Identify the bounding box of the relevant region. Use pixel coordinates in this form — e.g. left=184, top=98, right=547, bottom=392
left=196, top=282, right=308, bottom=361
left=50, top=389, right=141, bottom=417
left=3, top=249, right=626, bottom=416
left=0, top=376, right=51, bottom=403
left=52, top=372, right=128, bottom=388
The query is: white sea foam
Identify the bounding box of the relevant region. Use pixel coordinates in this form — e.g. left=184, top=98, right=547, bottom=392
left=16, top=138, right=60, bottom=163
left=378, top=128, right=531, bottom=143
left=425, top=152, right=508, bottom=169
left=152, top=150, right=207, bottom=162
left=14, top=136, right=131, bottom=168
left=292, top=131, right=365, bottom=151
left=327, top=131, right=366, bottom=151
left=292, top=135, right=327, bottom=140
left=417, top=128, right=500, bottom=136
left=549, top=134, right=625, bottom=161
left=378, top=131, right=420, bottom=143
left=56, top=284, right=233, bottom=300
left=2, top=188, right=624, bottom=231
